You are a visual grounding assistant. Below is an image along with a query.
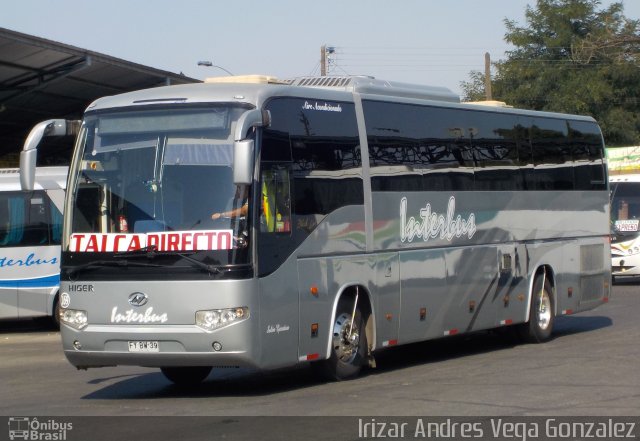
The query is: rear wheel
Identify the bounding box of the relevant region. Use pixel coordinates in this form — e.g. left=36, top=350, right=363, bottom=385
left=518, top=274, right=555, bottom=343
left=316, top=297, right=368, bottom=381
left=160, top=366, right=212, bottom=386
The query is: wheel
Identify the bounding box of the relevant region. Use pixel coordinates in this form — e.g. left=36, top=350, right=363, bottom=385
left=160, top=366, right=212, bottom=386
left=518, top=274, right=555, bottom=343
left=53, top=294, right=61, bottom=328
left=315, top=297, right=368, bottom=381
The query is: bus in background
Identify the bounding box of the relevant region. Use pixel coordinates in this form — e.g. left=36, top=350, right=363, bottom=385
left=610, top=174, right=640, bottom=281
left=607, top=147, right=640, bottom=281
left=0, top=120, right=77, bottom=325
left=57, top=75, right=610, bottom=386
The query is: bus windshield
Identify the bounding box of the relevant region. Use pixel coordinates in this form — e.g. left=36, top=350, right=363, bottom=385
left=66, top=105, right=252, bottom=272
left=610, top=181, right=640, bottom=237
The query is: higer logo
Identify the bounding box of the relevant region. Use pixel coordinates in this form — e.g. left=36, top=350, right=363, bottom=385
left=128, top=292, right=148, bottom=307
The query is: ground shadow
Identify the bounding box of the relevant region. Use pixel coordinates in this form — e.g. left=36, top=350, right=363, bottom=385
left=81, top=314, right=613, bottom=400
left=612, top=277, right=640, bottom=286
left=552, top=314, right=613, bottom=337
left=0, top=317, right=58, bottom=334
left=82, top=364, right=321, bottom=400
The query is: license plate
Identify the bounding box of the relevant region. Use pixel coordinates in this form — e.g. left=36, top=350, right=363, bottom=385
left=128, top=341, right=159, bottom=352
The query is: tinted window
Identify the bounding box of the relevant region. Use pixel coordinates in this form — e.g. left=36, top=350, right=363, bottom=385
left=0, top=191, right=62, bottom=247
left=570, top=120, right=606, bottom=190
left=259, top=97, right=362, bottom=275
left=364, top=101, right=473, bottom=191
left=528, top=117, right=573, bottom=190
left=36, top=136, right=76, bottom=166
left=365, top=101, right=606, bottom=193
left=466, top=112, right=526, bottom=190
left=262, top=98, right=363, bottom=214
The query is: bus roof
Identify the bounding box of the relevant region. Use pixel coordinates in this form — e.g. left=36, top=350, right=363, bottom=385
left=85, top=75, right=597, bottom=123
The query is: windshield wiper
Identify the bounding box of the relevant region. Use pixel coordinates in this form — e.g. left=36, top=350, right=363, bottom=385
left=116, top=246, right=221, bottom=274
left=172, top=252, right=222, bottom=274
left=66, top=259, right=163, bottom=278
left=113, top=245, right=158, bottom=259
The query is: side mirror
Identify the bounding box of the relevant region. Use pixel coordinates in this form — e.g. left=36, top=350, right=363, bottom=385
left=20, top=119, right=80, bottom=190
left=233, top=139, right=254, bottom=185
left=232, top=109, right=270, bottom=185
left=19, top=149, right=38, bottom=192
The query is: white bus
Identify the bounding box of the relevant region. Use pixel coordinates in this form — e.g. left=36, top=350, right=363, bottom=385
left=610, top=174, right=640, bottom=280
left=0, top=120, right=76, bottom=325
left=56, top=75, right=611, bottom=386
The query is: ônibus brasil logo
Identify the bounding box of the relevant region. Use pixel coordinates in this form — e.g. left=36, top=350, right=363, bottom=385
left=8, top=417, right=72, bottom=440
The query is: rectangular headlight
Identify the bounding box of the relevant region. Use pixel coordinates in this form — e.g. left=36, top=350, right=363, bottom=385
left=195, top=307, right=249, bottom=332
left=60, top=308, right=88, bottom=330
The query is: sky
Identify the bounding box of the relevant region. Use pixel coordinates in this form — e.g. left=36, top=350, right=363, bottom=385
left=2, top=0, right=640, bottom=98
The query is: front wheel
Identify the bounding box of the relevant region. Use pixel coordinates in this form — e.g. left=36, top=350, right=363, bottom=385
left=518, top=275, right=555, bottom=343
left=315, top=298, right=368, bottom=381
left=160, top=366, right=212, bottom=387
left=53, top=294, right=61, bottom=328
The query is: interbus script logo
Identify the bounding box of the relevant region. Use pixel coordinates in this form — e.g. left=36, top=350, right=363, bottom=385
left=0, top=253, right=57, bottom=269
left=400, top=196, right=477, bottom=243
left=110, top=306, right=168, bottom=324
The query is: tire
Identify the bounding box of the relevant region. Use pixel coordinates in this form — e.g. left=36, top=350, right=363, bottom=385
left=518, top=275, right=555, bottom=343
left=160, top=366, right=212, bottom=386
left=53, top=295, right=61, bottom=328
left=316, top=297, right=368, bottom=381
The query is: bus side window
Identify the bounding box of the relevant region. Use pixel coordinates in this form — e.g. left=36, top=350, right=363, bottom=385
left=260, top=168, right=291, bottom=234
left=50, top=201, right=63, bottom=244
left=26, top=195, right=49, bottom=244
left=0, top=191, right=57, bottom=247
left=0, top=195, right=21, bottom=246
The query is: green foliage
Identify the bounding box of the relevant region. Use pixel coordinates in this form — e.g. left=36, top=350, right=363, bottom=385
left=460, top=70, right=488, bottom=102
left=461, top=0, right=640, bottom=146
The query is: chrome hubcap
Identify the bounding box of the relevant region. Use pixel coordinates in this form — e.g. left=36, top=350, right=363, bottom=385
left=332, top=312, right=360, bottom=363
left=536, top=288, right=552, bottom=330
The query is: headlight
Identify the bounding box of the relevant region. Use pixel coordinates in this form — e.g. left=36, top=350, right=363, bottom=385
left=195, top=307, right=249, bottom=332
left=60, top=308, right=88, bottom=330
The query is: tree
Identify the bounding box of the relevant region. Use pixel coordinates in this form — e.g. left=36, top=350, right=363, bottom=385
left=461, top=0, right=640, bottom=146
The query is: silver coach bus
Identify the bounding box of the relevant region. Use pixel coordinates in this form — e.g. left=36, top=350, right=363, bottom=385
left=56, top=75, right=611, bottom=386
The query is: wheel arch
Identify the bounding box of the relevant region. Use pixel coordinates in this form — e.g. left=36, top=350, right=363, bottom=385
left=526, top=264, right=557, bottom=321
left=48, top=287, right=60, bottom=315
left=324, top=283, right=375, bottom=359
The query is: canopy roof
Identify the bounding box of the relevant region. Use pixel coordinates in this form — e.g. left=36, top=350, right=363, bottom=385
left=0, top=27, right=199, bottom=166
